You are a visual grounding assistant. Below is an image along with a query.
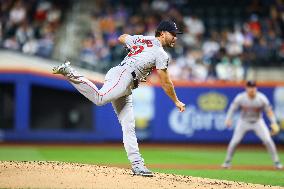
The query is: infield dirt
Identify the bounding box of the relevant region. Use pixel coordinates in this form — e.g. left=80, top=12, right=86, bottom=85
left=0, top=161, right=283, bottom=189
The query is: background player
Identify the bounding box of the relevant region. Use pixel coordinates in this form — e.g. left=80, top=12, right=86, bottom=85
left=222, top=80, right=283, bottom=169
left=52, top=20, right=186, bottom=177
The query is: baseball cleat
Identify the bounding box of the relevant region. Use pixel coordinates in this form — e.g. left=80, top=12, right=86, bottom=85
left=221, top=161, right=231, bottom=169
left=52, top=60, right=71, bottom=75
left=52, top=61, right=83, bottom=84
left=132, top=165, right=153, bottom=177
left=274, top=162, right=283, bottom=170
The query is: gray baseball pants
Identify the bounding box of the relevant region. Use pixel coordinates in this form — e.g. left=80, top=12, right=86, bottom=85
left=67, top=66, right=144, bottom=166
left=224, top=119, right=280, bottom=163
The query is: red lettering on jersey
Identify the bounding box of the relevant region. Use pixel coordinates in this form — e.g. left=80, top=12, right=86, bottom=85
left=136, top=39, right=153, bottom=47
left=241, top=105, right=262, bottom=112
left=145, top=40, right=153, bottom=47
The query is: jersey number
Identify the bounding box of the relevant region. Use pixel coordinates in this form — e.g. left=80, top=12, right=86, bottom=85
left=127, top=40, right=153, bottom=57
left=128, top=45, right=144, bottom=57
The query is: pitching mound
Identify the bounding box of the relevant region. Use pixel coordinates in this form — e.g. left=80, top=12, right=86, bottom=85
left=0, top=161, right=281, bottom=189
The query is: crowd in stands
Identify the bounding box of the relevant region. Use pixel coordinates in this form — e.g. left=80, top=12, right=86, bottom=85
left=1, top=0, right=284, bottom=81
left=0, top=0, right=66, bottom=58
left=78, top=0, right=284, bottom=81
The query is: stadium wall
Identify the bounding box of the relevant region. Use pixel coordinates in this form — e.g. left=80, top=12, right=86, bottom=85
left=1, top=72, right=284, bottom=143
left=0, top=51, right=284, bottom=143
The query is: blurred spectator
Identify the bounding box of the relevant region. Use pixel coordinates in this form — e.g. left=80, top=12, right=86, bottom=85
left=15, top=20, right=34, bottom=47
left=22, top=38, right=38, bottom=54
left=9, top=0, right=26, bottom=25
left=0, top=22, right=2, bottom=44
left=191, top=60, right=208, bottom=81
left=247, top=14, right=261, bottom=37
left=184, top=15, right=205, bottom=39
left=79, top=35, right=98, bottom=69
left=47, top=4, right=61, bottom=27
left=3, top=36, right=20, bottom=50
left=279, top=41, right=284, bottom=59
left=34, top=1, right=51, bottom=23
left=0, top=0, right=64, bottom=58
left=151, top=0, right=170, bottom=12
left=168, top=59, right=183, bottom=80
left=35, top=23, right=55, bottom=58
left=208, top=48, right=226, bottom=79
left=252, top=36, right=270, bottom=65
left=174, top=48, right=208, bottom=81
left=202, top=31, right=220, bottom=59
left=216, top=53, right=244, bottom=81
left=226, top=26, right=244, bottom=56
left=182, top=15, right=204, bottom=47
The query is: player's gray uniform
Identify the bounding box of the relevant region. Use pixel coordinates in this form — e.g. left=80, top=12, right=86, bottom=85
left=67, top=35, right=169, bottom=166
left=224, top=91, right=280, bottom=164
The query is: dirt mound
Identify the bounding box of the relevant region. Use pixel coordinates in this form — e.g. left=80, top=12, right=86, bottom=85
left=0, top=161, right=282, bottom=189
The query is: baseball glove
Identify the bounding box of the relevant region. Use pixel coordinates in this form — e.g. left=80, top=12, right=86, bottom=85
left=270, top=123, right=280, bottom=136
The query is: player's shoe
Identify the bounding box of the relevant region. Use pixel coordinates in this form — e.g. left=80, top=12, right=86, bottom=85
left=132, top=164, right=153, bottom=177
left=52, top=61, right=83, bottom=84
left=274, top=162, right=283, bottom=170
left=221, top=161, right=231, bottom=169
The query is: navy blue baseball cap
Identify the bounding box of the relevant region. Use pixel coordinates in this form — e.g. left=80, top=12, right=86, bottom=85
left=156, top=20, right=182, bottom=34
left=246, top=80, right=257, bottom=87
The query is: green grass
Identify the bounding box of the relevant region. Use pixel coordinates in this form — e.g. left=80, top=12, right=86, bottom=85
left=156, top=169, right=284, bottom=186
left=0, top=145, right=283, bottom=186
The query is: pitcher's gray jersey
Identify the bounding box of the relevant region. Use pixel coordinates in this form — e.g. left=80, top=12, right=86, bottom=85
left=54, top=20, right=186, bottom=175
left=59, top=35, right=170, bottom=169
left=226, top=91, right=271, bottom=123
left=121, top=35, right=169, bottom=80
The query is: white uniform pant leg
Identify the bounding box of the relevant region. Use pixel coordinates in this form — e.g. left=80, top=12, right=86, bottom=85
left=253, top=120, right=280, bottom=163
left=224, top=120, right=249, bottom=163
left=112, top=95, right=144, bottom=166
left=69, top=67, right=132, bottom=106
left=69, top=77, right=101, bottom=104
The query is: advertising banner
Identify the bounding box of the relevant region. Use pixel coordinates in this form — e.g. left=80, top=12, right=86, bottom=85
left=142, top=86, right=281, bottom=143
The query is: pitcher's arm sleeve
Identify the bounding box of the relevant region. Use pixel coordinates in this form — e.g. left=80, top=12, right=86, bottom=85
left=225, top=95, right=241, bottom=121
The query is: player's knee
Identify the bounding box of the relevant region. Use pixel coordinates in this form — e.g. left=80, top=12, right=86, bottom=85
left=262, top=139, right=272, bottom=146
left=121, top=119, right=135, bottom=133
left=230, top=141, right=240, bottom=148
left=122, top=124, right=135, bottom=134
left=95, top=98, right=108, bottom=106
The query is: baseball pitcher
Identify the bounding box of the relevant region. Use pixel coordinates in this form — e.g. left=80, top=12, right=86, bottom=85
left=222, top=81, right=283, bottom=169
left=52, top=20, right=186, bottom=177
